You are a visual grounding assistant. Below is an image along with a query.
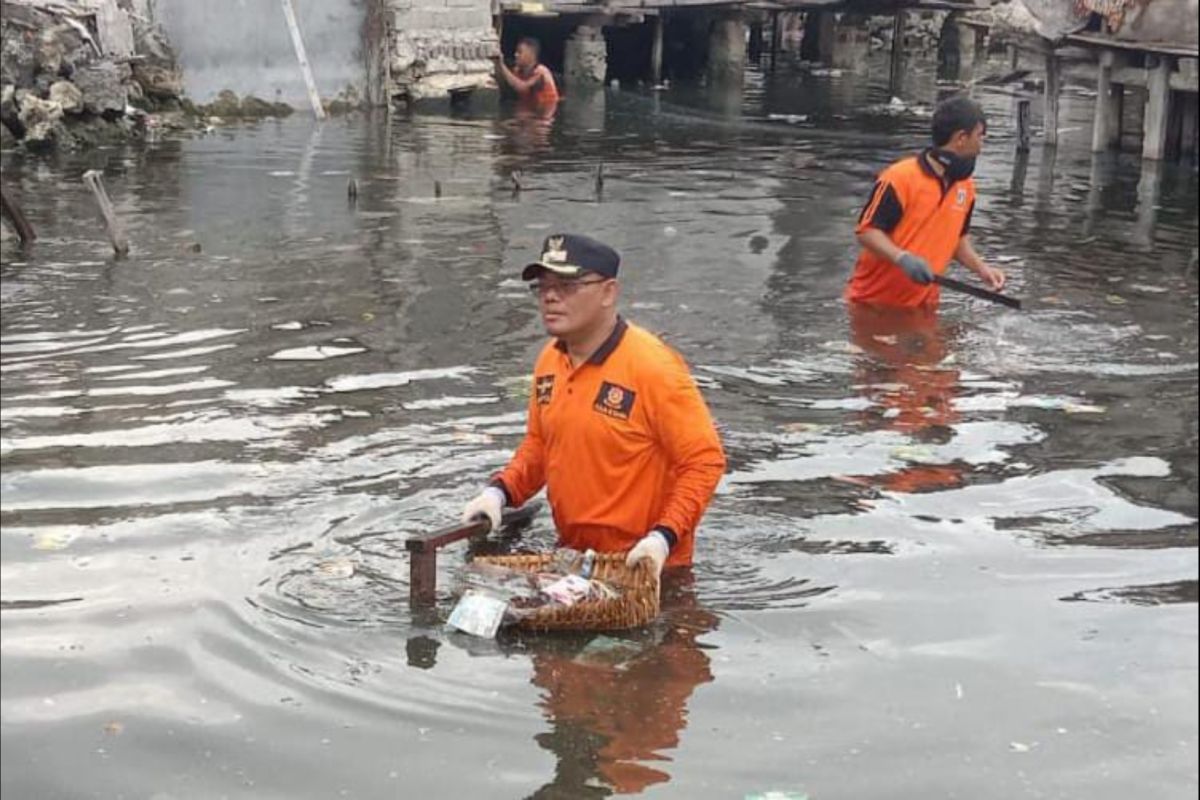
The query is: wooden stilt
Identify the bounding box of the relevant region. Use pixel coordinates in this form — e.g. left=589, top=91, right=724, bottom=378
left=1017, top=98, right=1032, bottom=152
left=650, top=13, right=664, bottom=84
left=1010, top=148, right=1030, bottom=200
left=770, top=10, right=782, bottom=71
left=82, top=170, right=128, bottom=256
left=749, top=20, right=764, bottom=63
left=0, top=183, right=36, bottom=245
left=280, top=0, right=326, bottom=120
left=1044, top=52, right=1061, bottom=146
left=1108, top=79, right=1125, bottom=149
left=1179, top=96, right=1198, bottom=160
left=889, top=11, right=907, bottom=96
left=1092, top=50, right=1115, bottom=152
left=1143, top=55, right=1173, bottom=161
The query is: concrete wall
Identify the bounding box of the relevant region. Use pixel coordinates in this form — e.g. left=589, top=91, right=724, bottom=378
left=156, top=0, right=365, bottom=105
left=385, top=0, right=498, bottom=101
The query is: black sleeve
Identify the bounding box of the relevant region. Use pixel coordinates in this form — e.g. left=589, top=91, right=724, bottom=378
left=858, top=181, right=904, bottom=234
left=960, top=200, right=975, bottom=236
left=653, top=526, right=679, bottom=550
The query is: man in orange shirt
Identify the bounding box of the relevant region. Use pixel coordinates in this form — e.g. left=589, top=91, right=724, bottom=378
left=493, top=37, right=560, bottom=109
left=847, top=95, right=1006, bottom=308
left=461, top=234, right=725, bottom=577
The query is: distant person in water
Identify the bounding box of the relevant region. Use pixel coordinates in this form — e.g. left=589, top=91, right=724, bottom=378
left=847, top=95, right=1006, bottom=308
left=493, top=37, right=559, bottom=108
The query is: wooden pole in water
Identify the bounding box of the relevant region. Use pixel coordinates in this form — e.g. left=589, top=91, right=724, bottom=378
left=1180, top=95, right=1199, bottom=160
left=769, top=10, right=782, bottom=72
left=1016, top=98, right=1032, bottom=153
left=1043, top=52, right=1061, bottom=146
left=0, top=183, right=36, bottom=245
left=1143, top=55, right=1173, bottom=161
left=1092, top=50, right=1116, bottom=152
left=748, top=19, right=764, bottom=64
left=280, top=0, right=326, bottom=120
left=82, top=170, right=129, bottom=256
left=650, top=13, right=664, bottom=85
left=889, top=10, right=907, bottom=96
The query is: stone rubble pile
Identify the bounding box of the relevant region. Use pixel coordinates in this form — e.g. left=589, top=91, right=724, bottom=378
left=0, top=0, right=189, bottom=150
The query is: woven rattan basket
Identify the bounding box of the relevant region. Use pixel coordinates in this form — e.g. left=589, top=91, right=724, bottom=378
left=471, top=551, right=660, bottom=632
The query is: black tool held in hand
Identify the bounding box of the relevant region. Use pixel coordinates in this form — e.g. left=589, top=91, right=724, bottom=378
left=935, top=275, right=1022, bottom=310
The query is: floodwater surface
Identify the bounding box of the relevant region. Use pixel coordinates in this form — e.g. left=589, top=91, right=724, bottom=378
left=2, top=54, right=1198, bottom=799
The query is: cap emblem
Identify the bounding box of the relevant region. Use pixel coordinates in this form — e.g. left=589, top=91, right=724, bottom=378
left=543, top=236, right=568, bottom=264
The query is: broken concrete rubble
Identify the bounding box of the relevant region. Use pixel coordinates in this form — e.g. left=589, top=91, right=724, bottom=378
left=15, top=90, right=63, bottom=148
left=191, top=90, right=293, bottom=120
left=48, top=78, right=82, bottom=112
left=0, top=0, right=189, bottom=151
left=72, top=61, right=127, bottom=114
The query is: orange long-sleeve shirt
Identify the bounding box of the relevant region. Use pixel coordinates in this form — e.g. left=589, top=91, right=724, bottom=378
left=493, top=319, right=725, bottom=567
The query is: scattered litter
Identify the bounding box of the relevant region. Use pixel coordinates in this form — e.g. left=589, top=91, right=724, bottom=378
left=1106, top=294, right=1127, bottom=305
left=447, top=590, right=508, bottom=638
left=1129, top=284, right=1168, bottom=294
left=271, top=321, right=304, bottom=331
left=574, top=635, right=644, bottom=667
left=820, top=341, right=865, bottom=355
left=890, top=445, right=938, bottom=464
left=315, top=559, right=355, bottom=579
left=780, top=422, right=827, bottom=434
left=32, top=531, right=74, bottom=551
left=768, top=113, right=809, bottom=124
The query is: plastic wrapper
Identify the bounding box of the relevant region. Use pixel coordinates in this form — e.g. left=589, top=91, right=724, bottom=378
left=452, top=549, right=619, bottom=632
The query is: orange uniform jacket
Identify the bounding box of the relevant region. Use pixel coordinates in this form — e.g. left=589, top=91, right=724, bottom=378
left=493, top=319, right=725, bottom=567
left=846, top=151, right=976, bottom=308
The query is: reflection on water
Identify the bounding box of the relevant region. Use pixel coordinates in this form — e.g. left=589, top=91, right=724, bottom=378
left=2, top=52, right=1197, bottom=799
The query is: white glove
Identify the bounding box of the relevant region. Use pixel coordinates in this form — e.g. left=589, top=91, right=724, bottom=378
left=461, top=486, right=505, bottom=532
left=625, top=530, right=670, bottom=577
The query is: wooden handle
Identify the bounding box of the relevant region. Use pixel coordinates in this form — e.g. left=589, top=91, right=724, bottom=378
left=406, top=501, right=543, bottom=608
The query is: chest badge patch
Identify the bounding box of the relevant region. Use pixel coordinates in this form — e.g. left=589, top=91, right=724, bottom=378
left=536, top=374, right=555, bottom=405
left=594, top=381, right=636, bottom=420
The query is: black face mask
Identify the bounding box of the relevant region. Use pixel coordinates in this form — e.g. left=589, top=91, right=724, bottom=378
left=929, top=148, right=976, bottom=182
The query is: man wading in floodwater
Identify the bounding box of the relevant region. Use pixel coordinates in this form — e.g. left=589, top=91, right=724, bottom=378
left=844, top=96, right=1006, bottom=495
left=847, top=95, right=1006, bottom=308
left=461, top=234, right=725, bottom=580
left=493, top=37, right=560, bottom=110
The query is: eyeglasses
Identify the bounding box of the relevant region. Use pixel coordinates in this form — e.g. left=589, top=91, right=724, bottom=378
left=527, top=278, right=609, bottom=298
